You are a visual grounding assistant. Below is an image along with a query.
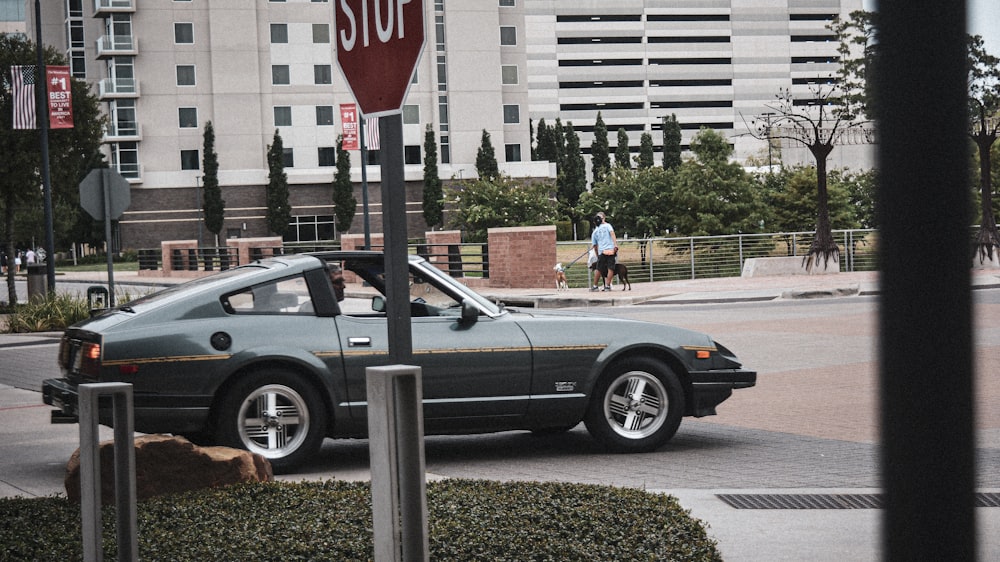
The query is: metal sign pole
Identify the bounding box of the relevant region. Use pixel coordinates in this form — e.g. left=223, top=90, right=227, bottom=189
left=379, top=113, right=412, bottom=364
left=102, top=169, right=116, bottom=306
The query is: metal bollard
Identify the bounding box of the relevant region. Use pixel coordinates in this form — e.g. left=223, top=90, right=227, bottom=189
left=366, top=365, right=428, bottom=562
left=79, top=383, right=138, bottom=562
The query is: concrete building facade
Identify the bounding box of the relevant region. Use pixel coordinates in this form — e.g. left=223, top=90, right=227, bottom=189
left=29, top=0, right=864, bottom=250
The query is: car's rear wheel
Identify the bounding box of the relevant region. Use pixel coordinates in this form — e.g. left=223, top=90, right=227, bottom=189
left=215, top=369, right=326, bottom=474
left=584, top=357, right=684, bottom=453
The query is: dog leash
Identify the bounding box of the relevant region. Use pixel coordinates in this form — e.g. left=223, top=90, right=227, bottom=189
left=562, top=248, right=591, bottom=270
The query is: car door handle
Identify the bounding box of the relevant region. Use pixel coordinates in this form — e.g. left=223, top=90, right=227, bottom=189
left=348, top=337, right=371, bottom=347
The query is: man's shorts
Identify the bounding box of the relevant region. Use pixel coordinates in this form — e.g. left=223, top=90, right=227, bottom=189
left=597, top=253, right=616, bottom=276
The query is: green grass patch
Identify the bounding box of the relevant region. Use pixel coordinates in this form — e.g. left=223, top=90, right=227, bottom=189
left=0, top=480, right=721, bottom=561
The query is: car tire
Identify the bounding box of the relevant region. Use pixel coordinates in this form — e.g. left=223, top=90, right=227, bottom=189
left=215, top=369, right=326, bottom=474
left=584, top=357, right=684, bottom=453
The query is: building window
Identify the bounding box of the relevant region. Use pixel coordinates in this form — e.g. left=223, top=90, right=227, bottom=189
left=314, top=65, right=332, bottom=85
left=318, top=147, right=336, bottom=166
left=178, top=107, right=198, bottom=128
left=402, top=104, right=420, bottom=124
left=113, top=142, right=140, bottom=178
left=503, top=104, right=520, bottom=124
left=176, top=65, right=196, bottom=86
left=501, top=65, right=518, bottom=85
left=181, top=149, right=200, bottom=170
left=272, top=65, right=290, bottom=85
left=500, top=26, right=516, bottom=46
left=313, top=24, right=330, bottom=43
left=404, top=145, right=421, bottom=165
left=316, top=106, right=334, bottom=125
left=499, top=0, right=515, bottom=6
left=283, top=148, right=294, bottom=168
left=287, top=215, right=335, bottom=243
left=505, top=144, right=522, bottom=162
left=174, top=22, right=194, bottom=44
left=270, top=23, right=288, bottom=43
left=440, top=135, right=450, bottom=164
left=274, top=106, right=292, bottom=127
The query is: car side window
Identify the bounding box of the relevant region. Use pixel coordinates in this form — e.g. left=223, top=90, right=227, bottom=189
left=223, top=275, right=313, bottom=314
left=409, top=270, right=464, bottom=317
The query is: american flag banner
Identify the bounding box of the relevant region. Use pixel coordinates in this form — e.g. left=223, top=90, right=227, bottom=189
left=11, top=65, right=37, bottom=130
left=365, top=116, right=380, bottom=150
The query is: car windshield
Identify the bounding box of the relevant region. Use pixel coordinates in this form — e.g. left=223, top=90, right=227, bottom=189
left=410, top=258, right=503, bottom=316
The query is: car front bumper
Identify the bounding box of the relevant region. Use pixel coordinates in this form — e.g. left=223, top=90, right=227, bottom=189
left=687, top=368, right=757, bottom=417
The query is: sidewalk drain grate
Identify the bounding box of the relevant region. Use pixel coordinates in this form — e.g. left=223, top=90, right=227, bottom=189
left=717, top=493, right=1000, bottom=510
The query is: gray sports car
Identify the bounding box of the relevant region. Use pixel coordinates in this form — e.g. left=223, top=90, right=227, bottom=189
left=43, top=251, right=755, bottom=473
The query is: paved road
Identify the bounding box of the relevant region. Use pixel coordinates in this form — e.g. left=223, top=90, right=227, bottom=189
left=1, top=275, right=998, bottom=561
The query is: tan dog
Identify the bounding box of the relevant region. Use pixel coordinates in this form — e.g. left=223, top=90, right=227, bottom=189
left=553, top=263, right=568, bottom=290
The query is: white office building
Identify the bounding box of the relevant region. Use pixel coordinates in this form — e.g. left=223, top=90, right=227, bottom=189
left=29, top=0, right=863, bottom=248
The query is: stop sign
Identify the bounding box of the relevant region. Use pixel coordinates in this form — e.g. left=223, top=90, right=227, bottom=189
left=335, top=0, right=425, bottom=117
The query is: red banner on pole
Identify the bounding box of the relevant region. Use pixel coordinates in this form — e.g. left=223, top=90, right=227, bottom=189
left=46, top=66, right=74, bottom=129
left=340, top=103, right=359, bottom=150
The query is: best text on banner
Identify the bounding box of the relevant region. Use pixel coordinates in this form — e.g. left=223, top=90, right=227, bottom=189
left=47, top=66, right=74, bottom=129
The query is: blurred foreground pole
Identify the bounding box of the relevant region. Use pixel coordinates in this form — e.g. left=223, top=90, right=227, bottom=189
left=875, top=2, right=977, bottom=560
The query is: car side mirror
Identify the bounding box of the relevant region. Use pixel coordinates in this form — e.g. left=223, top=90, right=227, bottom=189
left=371, top=295, right=386, bottom=312
left=460, top=298, right=479, bottom=324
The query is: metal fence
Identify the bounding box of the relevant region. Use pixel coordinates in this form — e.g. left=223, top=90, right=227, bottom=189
left=555, top=229, right=878, bottom=287
left=135, top=229, right=878, bottom=284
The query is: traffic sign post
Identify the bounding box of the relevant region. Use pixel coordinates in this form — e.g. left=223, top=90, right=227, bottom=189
left=335, top=2, right=428, bottom=560
left=79, top=168, right=131, bottom=306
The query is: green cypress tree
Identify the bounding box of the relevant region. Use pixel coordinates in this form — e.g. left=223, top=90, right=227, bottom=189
left=422, top=125, right=444, bottom=228
left=333, top=135, right=356, bottom=234
left=638, top=132, right=655, bottom=169
left=661, top=114, right=682, bottom=170
left=201, top=121, right=224, bottom=244
left=590, top=112, right=611, bottom=185
left=265, top=130, right=291, bottom=237
left=535, top=118, right=555, bottom=162
left=615, top=128, right=631, bottom=168
left=560, top=123, right=587, bottom=209
left=476, top=129, right=500, bottom=180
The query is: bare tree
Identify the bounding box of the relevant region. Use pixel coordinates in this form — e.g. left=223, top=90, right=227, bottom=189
left=967, top=35, right=1000, bottom=263
left=744, top=86, right=874, bottom=271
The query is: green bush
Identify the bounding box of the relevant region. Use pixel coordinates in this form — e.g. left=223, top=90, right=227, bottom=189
left=3, top=293, right=90, bottom=333
left=0, top=480, right=721, bottom=561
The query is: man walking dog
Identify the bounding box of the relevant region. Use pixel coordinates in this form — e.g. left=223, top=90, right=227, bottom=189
left=590, top=211, right=618, bottom=292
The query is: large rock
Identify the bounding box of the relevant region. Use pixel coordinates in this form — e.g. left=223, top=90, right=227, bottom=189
left=65, top=434, right=272, bottom=503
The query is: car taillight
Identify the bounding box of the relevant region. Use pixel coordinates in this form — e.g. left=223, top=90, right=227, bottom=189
left=80, top=342, right=102, bottom=377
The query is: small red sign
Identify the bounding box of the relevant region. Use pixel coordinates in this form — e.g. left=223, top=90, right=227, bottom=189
left=335, top=0, right=425, bottom=117
left=341, top=103, right=359, bottom=150
left=46, top=66, right=74, bottom=129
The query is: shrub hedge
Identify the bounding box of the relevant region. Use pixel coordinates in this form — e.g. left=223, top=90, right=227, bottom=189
left=0, top=479, right=721, bottom=561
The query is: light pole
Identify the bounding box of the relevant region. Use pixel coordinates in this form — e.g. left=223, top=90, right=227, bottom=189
left=761, top=112, right=776, bottom=172
left=195, top=174, right=203, bottom=246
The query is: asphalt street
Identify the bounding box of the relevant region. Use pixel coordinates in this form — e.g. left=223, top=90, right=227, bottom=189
left=1, top=271, right=998, bottom=561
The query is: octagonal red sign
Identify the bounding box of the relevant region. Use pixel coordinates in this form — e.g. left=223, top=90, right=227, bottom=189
left=335, top=0, right=425, bottom=117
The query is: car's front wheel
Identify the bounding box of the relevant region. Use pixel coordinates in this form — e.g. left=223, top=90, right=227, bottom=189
left=584, top=357, right=684, bottom=453
left=215, top=369, right=326, bottom=474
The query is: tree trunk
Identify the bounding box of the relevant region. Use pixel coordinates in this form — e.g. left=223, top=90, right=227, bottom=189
left=973, top=133, right=1000, bottom=264
left=806, top=143, right=839, bottom=272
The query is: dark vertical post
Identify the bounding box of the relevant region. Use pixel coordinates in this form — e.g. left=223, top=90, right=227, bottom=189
left=360, top=118, right=372, bottom=250
left=34, top=0, right=56, bottom=291
left=875, top=3, right=976, bottom=560
left=380, top=113, right=413, bottom=364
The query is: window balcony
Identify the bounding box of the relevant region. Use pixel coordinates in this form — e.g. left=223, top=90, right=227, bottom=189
left=96, top=35, right=138, bottom=58
left=104, top=121, right=142, bottom=142
left=98, top=77, right=140, bottom=99
left=94, top=0, right=135, bottom=15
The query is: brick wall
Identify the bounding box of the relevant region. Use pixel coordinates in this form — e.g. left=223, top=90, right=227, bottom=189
left=487, top=226, right=556, bottom=288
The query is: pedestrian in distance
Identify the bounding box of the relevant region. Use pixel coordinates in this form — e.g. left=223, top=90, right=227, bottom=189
left=590, top=211, right=618, bottom=292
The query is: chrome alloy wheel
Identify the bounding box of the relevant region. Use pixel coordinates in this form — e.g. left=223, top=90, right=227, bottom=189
left=237, top=384, right=310, bottom=459
left=602, top=370, right=668, bottom=440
